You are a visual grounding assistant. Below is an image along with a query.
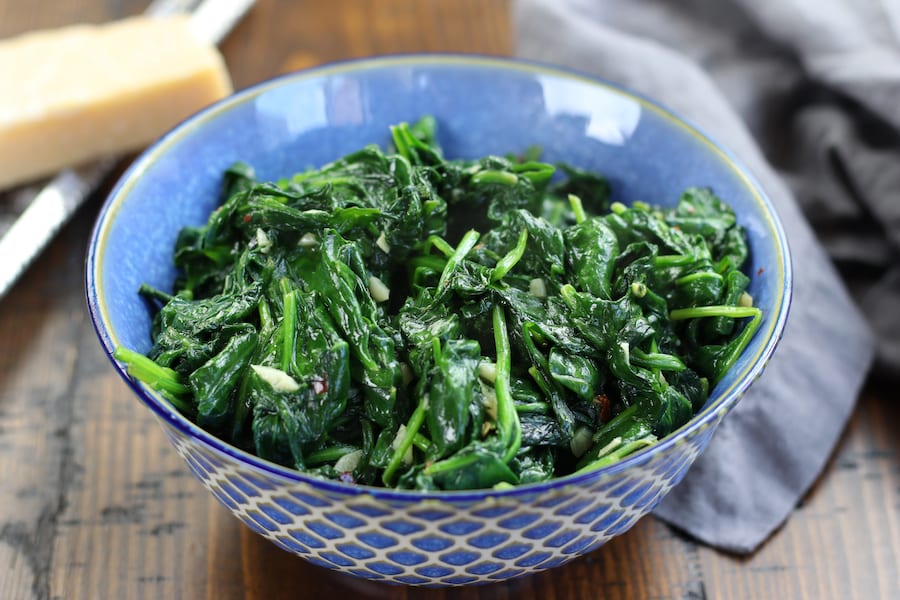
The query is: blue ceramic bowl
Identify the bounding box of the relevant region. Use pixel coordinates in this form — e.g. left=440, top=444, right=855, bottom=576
left=86, top=55, right=791, bottom=587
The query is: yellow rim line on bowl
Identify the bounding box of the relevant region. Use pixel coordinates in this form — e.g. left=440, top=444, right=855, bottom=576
left=93, top=54, right=789, bottom=487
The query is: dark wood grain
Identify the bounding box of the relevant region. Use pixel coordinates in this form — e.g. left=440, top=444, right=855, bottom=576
left=0, top=1, right=898, bottom=599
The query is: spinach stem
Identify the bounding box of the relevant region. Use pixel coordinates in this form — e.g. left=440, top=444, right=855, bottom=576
left=669, top=305, right=760, bottom=320
left=568, top=193, right=587, bottom=224
left=515, top=402, right=550, bottom=414
left=631, top=347, right=686, bottom=372
left=423, top=234, right=454, bottom=257
left=138, top=283, right=173, bottom=304
left=389, top=124, right=412, bottom=161
left=491, top=229, right=528, bottom=282
left=590, top=403, right=638, bottom=445
left=113, top=346, right=190, bottom=396
left=424, top=452, right=479, bottom=476
left=435, top=229, right=480, bottom=298
left=306, top=445, right=359, bottom=466
left=471, top=170, right=518, bottom=186
left=382, top=398, right=429, bottom=486
left=409, top=255, right=447, bottom=275
left=713, top=308, right=763, bottom=382
left=575, top=435, right=657, bottom=474
left=158, top=389, right=194, bottom=415
left=675, top=271, right=723, bottom=286
left=412, top=433, right=431, bottom=453
left=559, top=283, right=578, bottom=309
left=279, top=280, right=297, bottom=373
left=654, top=254, right=697, bottom=268
left=258, top=298, right=274, bottom=333
left=493, top=304, right=522, bottom=463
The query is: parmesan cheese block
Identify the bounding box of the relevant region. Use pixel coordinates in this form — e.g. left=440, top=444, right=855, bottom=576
left=0, top=16, right=232, bottom=189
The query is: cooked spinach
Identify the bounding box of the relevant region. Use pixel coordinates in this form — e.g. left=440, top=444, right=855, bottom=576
left=114, top=118, right=762, bottom=490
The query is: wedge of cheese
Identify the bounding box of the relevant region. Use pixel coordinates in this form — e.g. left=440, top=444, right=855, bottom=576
left=0, top=15, right=232, bottom=189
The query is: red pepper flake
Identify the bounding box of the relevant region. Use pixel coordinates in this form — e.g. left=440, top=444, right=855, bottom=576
left=594, top=394, right=612, bottom=423
left=757, top=267, right=765, bottom=276
left=312, top=375, right=328, bottom=395
left=242, top=213, right=252, bottom=223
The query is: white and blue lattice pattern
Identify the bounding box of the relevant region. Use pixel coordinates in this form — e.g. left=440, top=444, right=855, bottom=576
left=159, top=415, right=720, bottom=587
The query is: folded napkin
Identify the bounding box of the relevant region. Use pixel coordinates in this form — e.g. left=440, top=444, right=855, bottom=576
left=514, top=0, right=884, bottom=554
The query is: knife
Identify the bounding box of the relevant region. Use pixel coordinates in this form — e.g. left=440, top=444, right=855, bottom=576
left=0, top=0, right=255, bottom=299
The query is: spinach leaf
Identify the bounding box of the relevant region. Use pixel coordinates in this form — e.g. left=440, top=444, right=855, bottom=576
left=116, top=116, right=762, bottom=490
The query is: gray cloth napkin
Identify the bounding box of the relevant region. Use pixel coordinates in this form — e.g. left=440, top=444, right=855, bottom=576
left=514, top=0, right=884, bottom=554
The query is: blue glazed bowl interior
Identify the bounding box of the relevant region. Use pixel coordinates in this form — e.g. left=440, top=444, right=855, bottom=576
left=87, top=55, right=791, bottom=497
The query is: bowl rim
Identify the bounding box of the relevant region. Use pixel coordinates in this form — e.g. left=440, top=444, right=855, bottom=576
left=85, top=53, right=793, bottom=501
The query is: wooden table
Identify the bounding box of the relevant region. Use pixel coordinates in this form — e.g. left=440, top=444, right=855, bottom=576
left=1, top=1, right=897, bottom=598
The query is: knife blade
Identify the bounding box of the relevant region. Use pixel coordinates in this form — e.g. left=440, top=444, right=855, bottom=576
left=0, top=0, right=255, bottom=299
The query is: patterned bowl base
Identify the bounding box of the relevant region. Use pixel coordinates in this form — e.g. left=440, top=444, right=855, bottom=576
left=159, top=418, right=718, bottom=587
